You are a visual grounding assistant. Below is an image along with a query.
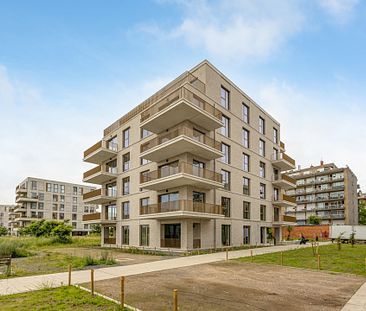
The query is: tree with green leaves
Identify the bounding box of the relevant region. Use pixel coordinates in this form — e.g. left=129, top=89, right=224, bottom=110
left=286, top=225, right=293, bottom=240
left=90, top=224, right=101, bottom=235
left=0, top=225, right=8, bottom=236
left=308, top=215, right=321, bottom=225
left=359, top=201, right=366, bottom=225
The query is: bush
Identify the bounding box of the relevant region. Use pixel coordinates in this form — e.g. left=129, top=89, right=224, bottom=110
left=0, top=226, right=8, bottom=236
left=51, top=223, right=72, bottom=243
left=20, top=220, right=72, bottom=243
left=308, top=215, right=321, bottom=225
left=0, top=239, right=31, bottom=257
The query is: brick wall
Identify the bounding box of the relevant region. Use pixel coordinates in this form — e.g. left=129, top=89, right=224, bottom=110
left=282, top=225, right=330, bottom=241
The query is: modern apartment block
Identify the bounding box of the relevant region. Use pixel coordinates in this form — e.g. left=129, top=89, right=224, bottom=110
left=0, top=205, right=14, bottom=230
left=82, top=60, right=297, bottom=251
left=9, top=177, right=97, bottom=235
left=285, top=162, right=358, bottom=225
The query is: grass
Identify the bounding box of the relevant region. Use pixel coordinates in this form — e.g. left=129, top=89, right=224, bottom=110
left=237, top=244, right=366, bottom=276
left=0, top=286, right=129, bottom=310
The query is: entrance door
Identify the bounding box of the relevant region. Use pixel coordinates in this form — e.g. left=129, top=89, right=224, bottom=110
left=193, top=223, right=201, bottom=249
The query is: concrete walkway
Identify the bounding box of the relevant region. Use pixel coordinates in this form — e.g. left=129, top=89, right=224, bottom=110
left=342, top=282, right=366, bottom=311
left=0, top=242, right=326, bottom=296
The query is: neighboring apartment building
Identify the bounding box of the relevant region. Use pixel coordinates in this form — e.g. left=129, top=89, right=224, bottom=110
left=0, top=205, right=14, bottom=230
left=285, top=162, right=358, bottom=225
left=82, top=60, right=297, bottom=251
left=9, top=177, right=97, bottom=235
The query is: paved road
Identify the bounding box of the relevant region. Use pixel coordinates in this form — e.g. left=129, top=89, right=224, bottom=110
left=0, top=242, right=327, bottom=295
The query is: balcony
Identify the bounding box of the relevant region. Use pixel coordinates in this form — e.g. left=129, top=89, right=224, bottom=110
left=83, top=140, right=118, bottom=164
left=140, top=125, right=222, bottom=162
left=140, top=162, right=223, bottom=191
left=140, top=200, right=224, bottom=219
left=140, top=83, right=223, bottom=133
left=272, top=152, right=296, bottom=171
left=82, top=212, right=101, bottom=222
left=15, top=196, right=38, bottom=203
left=273, top=215, right=297, bottom=225
left=83, top=188, right=117, bottom=204
left=14, top=206, right=27, bottom=213
left=16, top=186, right=27, bottom=194
left=83, top=165, right=118, bottom=184
left=273, top=193, right=297, bottom=207
left=272, top=173, right=296, bottom=190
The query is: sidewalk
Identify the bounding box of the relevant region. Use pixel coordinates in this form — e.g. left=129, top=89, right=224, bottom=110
left=342, top=282, right=366, bottom=311
left=0, top=242, right=327, bottom=296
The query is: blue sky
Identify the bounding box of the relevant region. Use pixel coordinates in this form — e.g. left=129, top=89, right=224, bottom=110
left=0, top=0, right=365, bottom=203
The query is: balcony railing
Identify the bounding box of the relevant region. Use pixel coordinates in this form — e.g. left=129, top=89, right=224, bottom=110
left=82, top=213, right=101, bottom=221
left=140, top=162, right=222, bottom=184
left=273, top=173, right=296, bottom=184
left=140, top=84, right=222, bottom=123
left=161, top=238, right=181, bottom=248
left=140, top=125, right=221, bottom=153
left=140, top=200, right=223, bottom=215
left=272, top=152, right=296, bottom=166
left=83, top=188, right=117, bottom=200
left=273, top=194, right=296, bottom=204
left=83, top=165, right=118, bottom=179
left=84, top=140, right=118, bottom=158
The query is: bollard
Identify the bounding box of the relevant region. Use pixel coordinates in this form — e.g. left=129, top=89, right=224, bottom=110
left=280, top=252, right=283, bottom=266
left=68, top=265, right=72, bottom=286
left=173, top=289, right=178, bottom=311
left=317, top=255, right=320, bottom=270
left=226, top=248, right=228, bottom=261
left=316, top=242, right=319, bottom=255
left=364, top=258, right=366, bottom=272
left=91, top=269, right=95, bottom=296
left=120, top=276, right=125, bottom=308
left=250, top=249, right=253, bottom=262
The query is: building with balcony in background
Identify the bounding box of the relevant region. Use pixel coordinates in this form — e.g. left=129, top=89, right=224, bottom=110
left=82, top=60, right=297, bottom=251
left=0, top=205, right=14, bottom=231
left=10, top=177, right=98, bottom=235
left=285, top=161, right=358, bottom=225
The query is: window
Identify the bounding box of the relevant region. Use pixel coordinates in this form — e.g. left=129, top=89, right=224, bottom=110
left=38, top=202, right=44, bottom=210
left=259, top=162, right=266, bottom=178
left=221, top=115, right=230, bottom=137
left=53, top=184, right=58, bottom=193
left=73, top=197, right=77, bottom=203
left=140, top=197, right=149, bottom=214
left=84, top=224, right=89, bottom=230
left=260, top=205, right=266, bottom=221
left=122, top=226, right=129, bottom=245
left=52, top=212, right=57, bottom=220
left=259, top=117, right=265, bottom=134
left=221, top=170, right=230, bottom=190
left=220, top=86, right=230, bottom=109
left=221, top=197, right=231, bottom=217
left=123, top=127, right=130, bottom=148
left=141, top=128, right=151, bottom=139
left=260, top=183, right=266, bottom=199
left=242, top=103, right=249, bottom=123
left=123, top=177, right=130, bottom=195
left=38, top=193, right=44, bottom=201
left=243, top=201, right=250, bottom=219
left=84, top=206, right=89, bottom=213
left=273, top=148, right=278, bottom=160
left=60, top=185, right=65, bottom=194
left=122, top=202, right=130, bottom=219
left=72, top=213, right=77, bottom=221
left=243, top=128, right=249, bottom=148
left=243, top=226, right=251, bottom=244
left=221, top=225, right=231, bottom=246
left=273, top=128, right=278, bottom=144
left=53, top=194, right=58, bottom=202
left=52, top=204, right=58, bottom=211
left=31, top=181, right=37, bottom=190
left=72, top=222, right=77, bottom=229
left=59, top=213, right=64, bottom=220
left=221, top=143, right=230, bottom=164
left=73, top=186, right=78, bottom=195
left=72, top=205, right=77, bottom=212
left=106, top=205, right=117, bottom=220
left=46, top=183, right=52, bottom=192
left=243, top=153, right=250, bottom=172
left=60, top=204, right=65, bottom=211
left=60, top=195, right=65, bottom=203
left=140, top=225, right=150, bottom=246
left=243, top=177, right=250, bottom=195
left=259, top=139, right=265, bottom=157
left=78, top=187, right=83, bottom=195
left=107, top=159, right=117, bottom=174
left=30, top=202, right=36, bottom=209
left=273, top=188, right=280, bottom=201
left=140, top=158, right=151, bottom=165
left=140, top=170, right=150, bottom=183
left=107, top=136, right=118, bottom=151
left=123, top=153, right=130, bottom=172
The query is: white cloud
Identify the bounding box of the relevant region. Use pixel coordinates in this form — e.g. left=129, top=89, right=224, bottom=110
left=318, top=0, right=359, bottom=24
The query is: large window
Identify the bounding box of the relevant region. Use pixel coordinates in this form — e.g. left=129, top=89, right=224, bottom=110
left=122, top=153, right=130, bottom=172
left=260, top=183, right=266, bottom=199
left=53, top=184, right=58, bottom=193
left=243, top=226, right=251, bottom=245
left=140, top=197, right=149, bottom=214
left=221, top=115, right=230, bottom=137
left=122, top=226, right=129, bottom=245
left=221, top=143, right=230, bottom=164
left=106, top=205, right=117, bottom=220
left=260, top=205, right=266, bottom=221
left=259, top=161, right=266, bottom=178
left=242, top=103, right=249, bottom=123
left=46, top=183, right=52, bottom=192
left=122, top=201, right=130, bottom=219
left=31, top=181, right=37, bottom=190
left=159, top=192, right=180, bottom=212
left=123, top=127, right=130, bottom=148
left=259, top=117, right=265, bottom=134
left=220, top=86, right=230, bottom=109
left=221, top=170, right=231, bottom=190
left=141, top=128, right=151, bottom=139
left=221, top=197, right=231, bottom=217
left=140, top=225, right=150, bottom=246
left=221, top=225, right=231, bottom=246
left=243, top=177, right=250, bottom=195
left=107, top=159, right=117, bottom=174
left=60, top=185, right=65, bottom=194
left=243, top=128, right=249, bottom=148
left=243, top=153, right=250, bottom=172
left=122, top=177, right=130, bottom=195
left=259, top=139, right=265, bottom=157
left=243, top=201, right=250, bottom=219
left=273, top=128, right=278, bottom=144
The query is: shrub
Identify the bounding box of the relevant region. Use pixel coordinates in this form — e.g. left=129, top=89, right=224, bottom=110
left=51, top=223, right=72, bottom=243
left=0, top=239, right=31, bottom=257
left=308, top=215, right=321, bottom=225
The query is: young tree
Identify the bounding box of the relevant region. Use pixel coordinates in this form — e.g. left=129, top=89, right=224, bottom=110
left=0, top=225, right=8, bottom=236
left=286, top=225, right=293, bottom=240
left=308, top=215, right=321, bottom=225
left=359, top=201, right=366, bottom=225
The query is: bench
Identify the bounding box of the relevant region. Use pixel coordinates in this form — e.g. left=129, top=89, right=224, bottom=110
left=0, top=255, right=11, bottom=275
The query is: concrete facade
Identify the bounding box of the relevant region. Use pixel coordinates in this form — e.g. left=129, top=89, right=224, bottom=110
left=0, top=205, right=14, bottom=230
left=83, top=60, right=297, bottom=251
left=10, top=177, right=97, bottom=235
left=285, top=162, right=358, bottom=225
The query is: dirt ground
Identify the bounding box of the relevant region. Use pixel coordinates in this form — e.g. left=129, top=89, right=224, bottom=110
left=86, top=261, right=365, bottom=311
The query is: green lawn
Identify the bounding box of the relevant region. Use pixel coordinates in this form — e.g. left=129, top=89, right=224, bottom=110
left=0, top=286, right=128, bottom=310
left=237, top=244, right=366, bottom=276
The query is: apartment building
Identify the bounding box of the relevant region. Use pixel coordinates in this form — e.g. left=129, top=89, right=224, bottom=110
left=0, top=205, right=14, bottom=230
left=285, top=162, right=358, bottom=225
left=82, top=60, right=297, bottom=251
left=9, top=177, right=97, bottom=235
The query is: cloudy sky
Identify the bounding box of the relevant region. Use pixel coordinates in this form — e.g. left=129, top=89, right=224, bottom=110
left=0, top=0, right=365, bottom=203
